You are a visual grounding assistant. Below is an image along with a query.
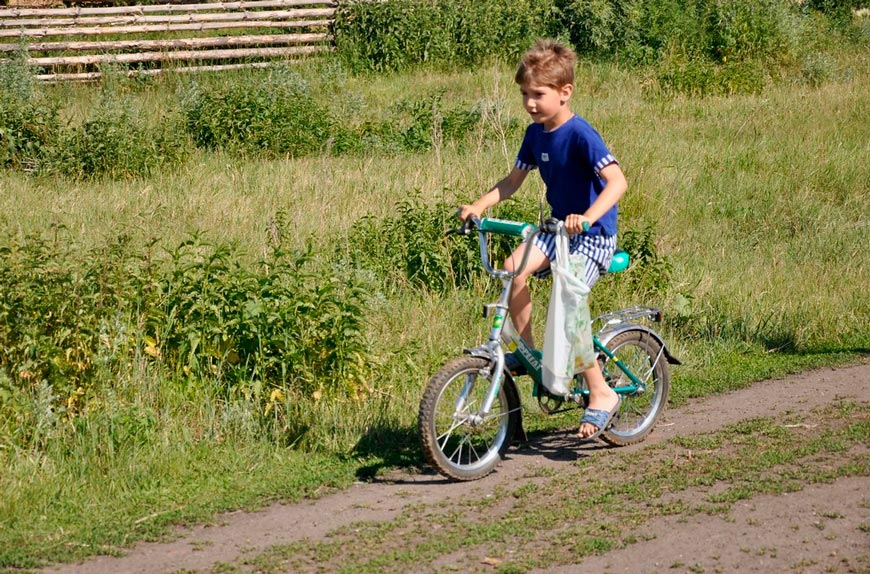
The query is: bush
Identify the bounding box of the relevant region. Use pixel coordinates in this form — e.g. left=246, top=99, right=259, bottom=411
left=706, top=0, right=798, bottom=65
left=336, top=195, right=539, bottom=294
left=0, top=230, right=373, bottom=452
left=560, top=0, right=854, bottom=95
left=49, top=91, right=188, bottom=180
left=0, top=55, right=59, bottom=171
left=180, top=68, right=337, bottom=157
left=333, top=0, right=556, bottom=73
left=151, top=238, right=371, bottom=399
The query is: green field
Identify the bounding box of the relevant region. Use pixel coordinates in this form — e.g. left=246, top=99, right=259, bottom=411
left=0, top=4, right=868, bottom=570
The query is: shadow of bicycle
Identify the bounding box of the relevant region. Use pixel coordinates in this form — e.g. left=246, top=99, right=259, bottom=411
left=353, top=421, right=611, bottom=485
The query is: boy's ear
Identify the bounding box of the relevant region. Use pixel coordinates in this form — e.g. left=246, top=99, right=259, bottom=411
left=559, top=83, right=574, bottom=103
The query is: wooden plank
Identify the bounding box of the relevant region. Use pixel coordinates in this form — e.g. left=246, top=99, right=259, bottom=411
left=35, top=60, right=284, bottom=81
left=0, top=32, right=328, bottom=51
left=27, top=43, right=327, bottom=65
left=0, top=0, right=335, bottom=18
left=0, top=19, right=330, bottom=38
left=2, top=8, right=336, bottom=27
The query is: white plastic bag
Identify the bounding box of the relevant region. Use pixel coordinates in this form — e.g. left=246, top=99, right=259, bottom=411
left=542, top=227, right=596, bottom=395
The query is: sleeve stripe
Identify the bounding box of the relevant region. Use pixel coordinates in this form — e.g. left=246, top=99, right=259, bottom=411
left=515, top=159, right=537, bottom=171
left=594, top=154, right=617, bottom=176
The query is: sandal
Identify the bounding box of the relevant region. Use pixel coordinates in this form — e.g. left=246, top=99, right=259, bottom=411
left=577, top=396, right=621, bottom=442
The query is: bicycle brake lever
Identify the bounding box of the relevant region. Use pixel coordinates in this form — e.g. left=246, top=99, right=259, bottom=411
left=446, top=216, right=476, bottom=237
left=540, top=217, right=561, bottom=234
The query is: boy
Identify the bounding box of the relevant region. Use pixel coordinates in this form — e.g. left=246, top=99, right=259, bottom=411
left=458, top=39, right=627, bottom=441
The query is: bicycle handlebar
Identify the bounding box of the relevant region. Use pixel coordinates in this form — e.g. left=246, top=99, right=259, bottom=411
left=446, top=216, right=589, bottom=238
left=446, top=215, right=589, bottom=279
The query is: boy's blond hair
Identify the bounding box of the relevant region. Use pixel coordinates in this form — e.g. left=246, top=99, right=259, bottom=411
left=514, top=39, right=576, bottom=89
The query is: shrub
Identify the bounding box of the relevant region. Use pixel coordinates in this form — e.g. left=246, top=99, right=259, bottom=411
left=0, top=230, right=373, bottom=452
left=150, top=238, right=371, bottom=399
left=653, top=48, right=767, bottom=96
left=560, top=0, right=850, bottom=95
left=0, top=54, right=59, bottom=171
left=0, top=232, right=140, bottom=408
left=333, top=0, right=556, bottom=73
left=180, top=68, right=338, bottom=157
left=336, top=195, right=539, bottom=294
left=50, top=93, right=188, bottom=180
left=706, top=0, right=798, bottom=65
left=388, top=95, right=484, bottom=153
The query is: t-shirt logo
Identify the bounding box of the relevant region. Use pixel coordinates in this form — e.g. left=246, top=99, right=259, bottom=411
left=541, top=153, right=549, bottom=162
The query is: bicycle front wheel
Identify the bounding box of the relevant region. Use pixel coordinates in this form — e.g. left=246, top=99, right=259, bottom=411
left=600, top=330, right=671, bottom=446
left=418, top=356, right=519, bottom=481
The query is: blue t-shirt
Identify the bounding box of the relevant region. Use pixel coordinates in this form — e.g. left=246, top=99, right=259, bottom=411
left=515, top=114, right=618, bottom=236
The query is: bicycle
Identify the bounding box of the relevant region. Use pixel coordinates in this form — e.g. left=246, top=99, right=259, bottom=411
left=418, top=216, right=681, bottom=481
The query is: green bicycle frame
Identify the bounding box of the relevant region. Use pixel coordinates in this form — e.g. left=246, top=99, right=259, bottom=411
left=469, top=216, right=653, bottom=418
left=500, top=324, right=646, bottom=401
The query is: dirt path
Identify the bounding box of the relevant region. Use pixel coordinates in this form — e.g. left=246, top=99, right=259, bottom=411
left=45, top=363, right=870, bottom=574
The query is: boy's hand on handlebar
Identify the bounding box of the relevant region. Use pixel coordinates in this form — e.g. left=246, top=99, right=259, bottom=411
left=564, top=214, right=592, bottom=235
left=457, top=205, right=481, bottom=222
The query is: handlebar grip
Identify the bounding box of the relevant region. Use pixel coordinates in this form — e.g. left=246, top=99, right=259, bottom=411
left=540, top=218, right=591, bottom=233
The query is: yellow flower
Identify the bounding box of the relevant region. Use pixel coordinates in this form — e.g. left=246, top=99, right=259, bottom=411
left=265, top=388, right=285, bottom=417
left=144, top=339, right=160, bottom=358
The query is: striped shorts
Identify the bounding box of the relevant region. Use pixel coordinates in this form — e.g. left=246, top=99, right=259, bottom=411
left=532, top=233, right=617, bottom=288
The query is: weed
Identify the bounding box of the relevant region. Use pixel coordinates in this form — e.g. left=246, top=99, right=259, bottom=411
left=0, top=54, right=59, bottom=171
left=0, top=229, right=374, bottom=453
left=49, top=91, right=188, bottom=180
left=335, top=194, right=537, bottom=294
left=333, top=0, right=553, bottom=74
left=180, top=69, right=334, bottom=158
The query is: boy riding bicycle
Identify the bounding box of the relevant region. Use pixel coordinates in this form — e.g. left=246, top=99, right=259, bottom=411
left=458, top=39, right=627, bottom=441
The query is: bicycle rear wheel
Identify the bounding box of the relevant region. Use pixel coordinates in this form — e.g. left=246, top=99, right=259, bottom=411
left=418, top=356, right=519, bottom=481
left=600, top=330, right=670, bottom=446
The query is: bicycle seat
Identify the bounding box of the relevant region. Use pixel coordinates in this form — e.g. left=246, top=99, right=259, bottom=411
left=607, top=249, right=629, bottom=274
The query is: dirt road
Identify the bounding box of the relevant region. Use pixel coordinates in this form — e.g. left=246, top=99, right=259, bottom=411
left=46, top=362, right=869, bottom=574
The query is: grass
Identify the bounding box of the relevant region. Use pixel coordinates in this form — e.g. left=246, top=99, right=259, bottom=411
left=0, top=49, right=868, bottom=569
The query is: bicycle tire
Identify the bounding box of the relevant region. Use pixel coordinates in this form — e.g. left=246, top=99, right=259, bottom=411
left=418, top=356, right=520, bottom=481
left=600, top=329, right=671, bottom=446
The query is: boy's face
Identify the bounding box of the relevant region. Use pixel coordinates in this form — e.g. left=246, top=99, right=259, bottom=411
left=520, top=82, right=573, bottom=130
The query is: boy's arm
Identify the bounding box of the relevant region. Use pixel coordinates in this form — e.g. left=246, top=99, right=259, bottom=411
left=458, top=167, right=530, bottom=221
left=564, top=162, right=627, bottom=235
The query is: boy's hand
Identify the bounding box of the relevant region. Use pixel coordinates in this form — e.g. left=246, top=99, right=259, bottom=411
left=564, top=214, right=592, bottom=235
left=457, top=205, right=481, bottom=222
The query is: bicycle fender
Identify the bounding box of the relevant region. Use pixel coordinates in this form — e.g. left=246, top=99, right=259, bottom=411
left=463, top=346, right=526, bottom=378
left=597, top=325, right=682, bottom=365
left=463, top=345, right=495, bottom=361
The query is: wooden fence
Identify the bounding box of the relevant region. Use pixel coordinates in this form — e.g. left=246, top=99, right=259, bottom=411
left=0, top=0, right=336, bottom=81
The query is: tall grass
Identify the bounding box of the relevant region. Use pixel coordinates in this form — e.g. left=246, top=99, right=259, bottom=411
left=0, top=19, right=867, bottom=571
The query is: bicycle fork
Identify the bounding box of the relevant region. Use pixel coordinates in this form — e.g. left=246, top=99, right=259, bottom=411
left=457, top=274, right=515, bottom=422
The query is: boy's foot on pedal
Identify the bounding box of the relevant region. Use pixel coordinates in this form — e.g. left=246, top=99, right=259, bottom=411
left=504, top=352, right=527, bottom=376
left=577, top=392, right=620, bottom=441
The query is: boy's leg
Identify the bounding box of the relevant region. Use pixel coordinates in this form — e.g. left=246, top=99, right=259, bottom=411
left=503, top=242, right=550, bottom=348
left=570, top=233, right=619, bottom=439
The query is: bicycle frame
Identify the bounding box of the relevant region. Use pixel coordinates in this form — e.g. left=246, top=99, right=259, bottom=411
left=461, top=217, right=672, bottom=418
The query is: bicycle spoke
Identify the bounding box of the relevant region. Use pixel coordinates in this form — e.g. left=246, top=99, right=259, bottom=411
left=468, top=440, right=481, bottom=463
left=448, top=434, right=471, bottom=463
left=641, top=346, right=664, bottom=382
left=436, top=424, right=458, bottom=451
